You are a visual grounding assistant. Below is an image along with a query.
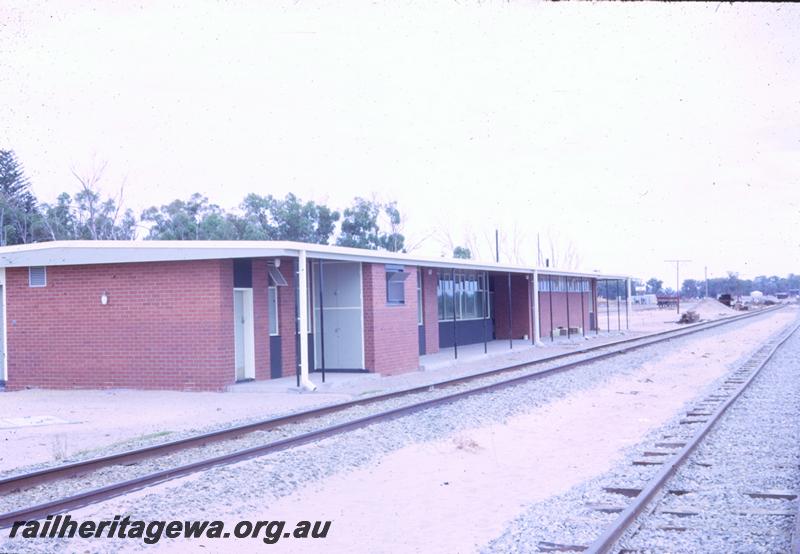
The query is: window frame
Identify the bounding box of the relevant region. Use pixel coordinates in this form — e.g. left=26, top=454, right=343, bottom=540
left=268, top=285, right=279, bottom=336
left=437, top=270, right=491, bottom=322
left=385, top=264, right=408, bottom=305
left=29, top=266, right=47, bottom=288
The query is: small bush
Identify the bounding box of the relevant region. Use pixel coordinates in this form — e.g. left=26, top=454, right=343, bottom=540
left=678, top=310, right=700, bottom=324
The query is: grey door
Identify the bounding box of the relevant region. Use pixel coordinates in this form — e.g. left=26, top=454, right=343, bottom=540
left=313, top=261, right=364, bottom=369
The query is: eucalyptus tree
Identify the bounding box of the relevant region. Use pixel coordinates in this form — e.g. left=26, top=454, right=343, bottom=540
left=337, top=197, right=405, bottom=252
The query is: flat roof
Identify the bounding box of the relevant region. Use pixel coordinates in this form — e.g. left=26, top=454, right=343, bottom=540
left=0, top=240, right=629, bottom=280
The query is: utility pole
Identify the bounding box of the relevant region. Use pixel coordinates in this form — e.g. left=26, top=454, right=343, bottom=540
left=537, top=233, right=541, bottom=266
left=704, top=266, right=709, bottom=298
left=495, top=229, right=499, bottom=263
left=665, top=259, right=691, bottom=314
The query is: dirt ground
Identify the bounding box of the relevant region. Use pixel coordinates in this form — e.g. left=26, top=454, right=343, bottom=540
left=0, top=302, right=765, bottom=473
left=188, top=307, right=798, bottom=553
left=0, top=390, right=348, bottom=474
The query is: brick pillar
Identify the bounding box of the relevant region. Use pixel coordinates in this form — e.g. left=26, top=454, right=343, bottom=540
left=252, top=259, right=270, bottom=380
left=278, top=258, right=297, bottom=378
left=422, top=267, right=440, bottom=354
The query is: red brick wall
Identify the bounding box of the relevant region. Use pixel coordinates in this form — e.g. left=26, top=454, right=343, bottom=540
left=277, top=257, right=297, bottom=378
left=421, top=267, right=439, bottom=354
left=362, top=263, right=419, bottom=375
left=6, top=260, right=235, bottom=391
left=494, top=273, right=533, bottom=340
left=252, top=259, right=270, bottom=381
left=538, top=291, right=593, bottom=338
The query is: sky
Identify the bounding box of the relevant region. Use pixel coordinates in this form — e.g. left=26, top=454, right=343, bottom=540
left=1, top=1, right=799, bottom=285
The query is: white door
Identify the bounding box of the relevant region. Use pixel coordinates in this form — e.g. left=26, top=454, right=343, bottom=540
left=234, top=289, right=255, bottom=380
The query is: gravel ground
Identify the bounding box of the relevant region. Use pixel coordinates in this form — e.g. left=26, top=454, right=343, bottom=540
left=618, top=323, right=800, bottom=553
left=483, top=315, right=800, bottom=554
left=0, top=338, right=669, bottom=514
left=0, top=309, right=769, bottom=485
left=0, top=310, right=793, bottom=553
left=0, top=312, right=773, bottom=514
left=0, top=333, right=648, bottom=479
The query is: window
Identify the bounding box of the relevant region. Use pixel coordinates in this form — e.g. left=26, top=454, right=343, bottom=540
left=437, top=270, right=491, bottom=321
left=268, top=286, right=279, bottom=335
left=539, top=276, right=561, bottom=292
left=268, top=264, right=288, bottom=287
left=539, top=276, right=591, bottom=292
left=386, top=264, right=408, bottom=305
left=567, top=278, right=590, bottom=293
left=29, top=267, right=46, bottom=287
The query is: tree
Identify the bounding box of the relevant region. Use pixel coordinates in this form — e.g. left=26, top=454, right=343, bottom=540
left=271, top=193, right=339, bottom=244
left=39, top=192, right=77, bottom=240
left=543, top=231, right=581, bottom=270
left=337, top=197, right=380, bottom=249
left=435, top=225, right=581, bottom=268
left=141, top=194, right=237, bottom=240
left=38, top=165, right=137, bottom=241
left=646, top=278, right=663, bottom=294
left=238, top=193, right=277, bottom=240
left=0, top=150, right=39, bottom=245
left=236, top=193, right=339, bottom=243
left=336, top=197, right=405, bottom=252
left=39, top=189, right=137, bottom=241
left=725, top=271, right=742, bottom=296
left=378, top=201, right=404, bottom=252
left=453, top=246, right=472, bottom=259
left=681, top=278, right=700, bottom=299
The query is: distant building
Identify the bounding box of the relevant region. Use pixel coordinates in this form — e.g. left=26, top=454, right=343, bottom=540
left=632, top=294, right=657, bottom=305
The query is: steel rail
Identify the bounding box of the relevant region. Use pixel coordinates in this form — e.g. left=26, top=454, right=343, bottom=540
left=0, top=307, right=782, bottom=496
left=0, top=306, right=784, bottom=528
left=0, top=306, right=779, bottom=498
left=584, top=317, right=800, bottom=554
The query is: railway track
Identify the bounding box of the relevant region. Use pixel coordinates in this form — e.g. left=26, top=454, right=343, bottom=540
left=579, top=317, right=800, bottom=553
left=0, top=305, right=786, bottom=529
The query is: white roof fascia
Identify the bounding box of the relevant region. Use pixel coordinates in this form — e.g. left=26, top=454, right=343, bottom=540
left=0, top=240, right=628, bottom=280
left=0, top=242, right=295, bottom=268
left=536, top=268, right=629, bottom=280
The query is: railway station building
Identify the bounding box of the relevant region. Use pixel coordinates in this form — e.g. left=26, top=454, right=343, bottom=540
left=0, top=241, right=629, bottom=391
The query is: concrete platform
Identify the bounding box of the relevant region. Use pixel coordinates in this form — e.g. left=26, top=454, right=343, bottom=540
left=0, top=304, right=732, bottom=474
left=420, top=335, right=604, bottom=371
left=227, top=371, right=383, bottom=394
left=227, top=331, right=634, bottom=398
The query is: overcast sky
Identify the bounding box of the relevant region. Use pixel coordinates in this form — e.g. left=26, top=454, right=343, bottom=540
left=2, top=2, right=798, bottom=285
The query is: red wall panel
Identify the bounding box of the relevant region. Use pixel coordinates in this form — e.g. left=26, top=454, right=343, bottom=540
left=6, top=260, right=235, bottom=391
left=362, top=263, right=419, bottom=375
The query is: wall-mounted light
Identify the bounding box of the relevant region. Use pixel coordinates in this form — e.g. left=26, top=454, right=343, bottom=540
left=100, top=292, right=109, bottom=306
left=274, top=258, right=281, bottom=268
left=427, top=269, right=432, bottom=275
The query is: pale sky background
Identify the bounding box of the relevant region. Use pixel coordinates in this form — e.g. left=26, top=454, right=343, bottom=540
left=1, top=1, right=799, bottom=285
